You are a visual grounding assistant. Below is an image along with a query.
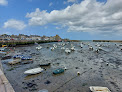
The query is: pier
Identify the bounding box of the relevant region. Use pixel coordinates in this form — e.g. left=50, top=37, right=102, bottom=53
left=0, top=60, right=15, bottom=92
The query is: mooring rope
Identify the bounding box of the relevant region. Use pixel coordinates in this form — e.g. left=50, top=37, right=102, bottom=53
left=53, top=68, right=91, bottom=92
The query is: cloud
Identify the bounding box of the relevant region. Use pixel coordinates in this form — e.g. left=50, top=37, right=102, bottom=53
left=0, top=0, right=8, bottom=6
left=3, top=19, right=26, bottom=30
left=26, top=0, right=122, bottom=35
left=49, top=2, right=53, bottom=7
left=67, top=0, right=77, bottom=3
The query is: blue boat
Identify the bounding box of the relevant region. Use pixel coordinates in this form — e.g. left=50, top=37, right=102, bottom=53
left=53, top=68, right=64, bottom=74
left=21, top=56, right=32, bottom=60
left=13, top=55, right=24, bottom=59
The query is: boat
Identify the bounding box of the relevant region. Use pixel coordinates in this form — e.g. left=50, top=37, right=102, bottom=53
left=1, top=55, right=12, bottom=60
left=0, top=47, right=7, bottom=52
left=13, top=55, right=24, bottom=59
left=65, top=48, right=71, bottom=53
left=89, top=86, right=111, bottom=92
left=71, top=47, right=75, bottom=51
left=8, top=59, right=21, bottom=65
left=53, top=68, right=64, bottom=74
left=21, top=56, right=32, bottom=60
left=0, top=51, right=6, bottom=54
left=61, top=47, right=65, bottom=50
left=89, top=46, right=93, bottom=50
left=39, top=63, right=51, bottom=66
left=2, top=45, right=7, bottom=47
left=21, top=60, right=33, bottom=64
left=50, top=47, right=54, bottom=51
left=36, top=46, right=42, bottom=50
left=24, top=67, right=44, bottom=75
left=80, top=44, right=83, bottom=48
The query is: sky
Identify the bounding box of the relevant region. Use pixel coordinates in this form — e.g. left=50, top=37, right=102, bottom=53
left=0, top=0, right=122, bottom=40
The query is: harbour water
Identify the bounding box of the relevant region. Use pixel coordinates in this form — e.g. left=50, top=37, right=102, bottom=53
left=1, top=42, right=122, bottom=92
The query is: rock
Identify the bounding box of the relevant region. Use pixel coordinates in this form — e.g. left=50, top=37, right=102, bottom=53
left=26, top=82, right=37, bottom=88
left=44, top=80, right=51, bottom=84
left=75, top=67, right=79, bottom=69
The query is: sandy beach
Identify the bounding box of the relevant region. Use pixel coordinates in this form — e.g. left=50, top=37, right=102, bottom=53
left=1, top=42, right=122, bottom=92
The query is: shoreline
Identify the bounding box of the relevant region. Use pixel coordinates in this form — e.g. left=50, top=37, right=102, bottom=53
left=93, top=40, right=122, bottom=42
left=0, top=60, right=15, bottom=92
left=0, top=40, right=58, bottom=47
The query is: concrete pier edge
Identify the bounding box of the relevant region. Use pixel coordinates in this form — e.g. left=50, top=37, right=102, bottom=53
left=0, top=60, right=15, bottom=92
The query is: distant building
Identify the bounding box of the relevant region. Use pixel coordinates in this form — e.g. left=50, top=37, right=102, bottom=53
left=54, top=35, right=62, bottom=41
left=0, top=34, right=63, bottom=41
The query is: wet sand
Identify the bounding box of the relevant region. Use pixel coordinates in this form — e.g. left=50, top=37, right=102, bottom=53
left=1, top=42, right=122, bottom=92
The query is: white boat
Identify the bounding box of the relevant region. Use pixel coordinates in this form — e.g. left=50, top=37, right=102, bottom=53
left=89, top=86, right=111, bottom=92
left=98, top=47, right=102, bottom=50
left=8, top=59, right=21, bottom=65
left=0, top=47, right=7, bottom=52
left=54, top=45, right=57, bottom=48
left=65, top=48, right=71, bottom=53
left=50, top=47, right=54, bottom=51
left=61, top=47, right=65, bottom=50
left=89, top=46, right=93, bottom=50
left=36, top=46, right=42, bottom=50
left=24, top=67, right=44, bottom=75
left=71, top=47, right=75, bottom=51
left=80, top=44, right=83, bottom=48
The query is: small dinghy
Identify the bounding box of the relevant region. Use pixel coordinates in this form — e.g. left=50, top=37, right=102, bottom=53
left=36, top=46, right=42, bottom=50
left=53, top=68, right=64, bottom=74
left=71, top=47, right=75, bottom=51
left=1, top=55, right=12, bottom=60
left=89, top=86, right=111, bottom=92
left=21, top=56, right=32, bottom=60
left=24, top=67, right=44, bottom=75
left=21, top=60, right=33, bottom=64
left=8, top=59, right=21, bottom=65
left=65, top=48, right=71, bottom=53
left=39, top=63, right=51, bottom=66
left=13, top=55, right=23, bottom=59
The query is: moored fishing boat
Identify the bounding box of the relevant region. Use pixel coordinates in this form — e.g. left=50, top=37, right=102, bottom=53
left=13, top=55, right=24, bottom=59
left=8, top=59, right=21, bottom=65
left=1, top=55, right=12, bottom=60
left=53, top=68, right=64, bottom=74
left=24, top=67, right=44, bottom=75
left=36, top=46, right=42, bottom=50
left=71, top=46, right=75, bottom=51
left=89, top=86, right=111, bottom=92
left=21, top=56, right=32, bottom=60
left=65, top=48, right=71, bottom=53
left=39, top=63, right=51, bottom=66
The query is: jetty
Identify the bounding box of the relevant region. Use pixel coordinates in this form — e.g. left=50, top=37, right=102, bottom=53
left=0, top=60, right=15, bottom=92
left=93, top=40, right=122, bottom=42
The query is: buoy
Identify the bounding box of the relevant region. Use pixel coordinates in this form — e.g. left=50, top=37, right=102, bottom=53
left=77, top=71, right=80, bottom=75
left=64, top=67, right=67, bottom=70
left=106, top=63, right=109, bottom=66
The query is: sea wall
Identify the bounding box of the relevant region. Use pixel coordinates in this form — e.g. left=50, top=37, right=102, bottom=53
left=93, top=40, right=122, bottom=42
left=0, top=40, right=58, bottom=47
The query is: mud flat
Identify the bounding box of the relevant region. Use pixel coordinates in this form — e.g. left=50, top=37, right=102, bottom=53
left=1, top=42, right=122, bottom=92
